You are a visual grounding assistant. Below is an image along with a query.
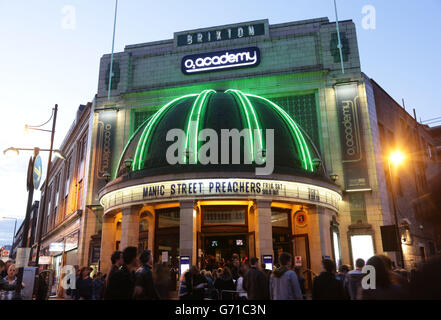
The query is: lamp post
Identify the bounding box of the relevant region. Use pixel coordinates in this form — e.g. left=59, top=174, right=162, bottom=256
left=0, top=217, right=18, bottom=257
left=2, top=104, right=61, bottom=299
left=387, top=150, right=406, bottom=268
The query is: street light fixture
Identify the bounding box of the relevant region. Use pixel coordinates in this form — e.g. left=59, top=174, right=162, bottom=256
left=386, top=149, right=406, bottom=268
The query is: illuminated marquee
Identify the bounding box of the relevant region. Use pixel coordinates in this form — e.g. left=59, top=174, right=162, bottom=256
left=181, top=47, right=260, bottom=74
left=100, top=178, right=341, bottom=212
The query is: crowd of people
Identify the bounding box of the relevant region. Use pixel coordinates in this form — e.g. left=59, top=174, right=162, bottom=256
left=1, top=247, right=441, bottom=300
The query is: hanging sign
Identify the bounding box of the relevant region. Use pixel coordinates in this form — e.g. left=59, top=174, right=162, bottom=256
left=33, top=155, right=43, bottom=190
left=295, top=256, right=302, bottom=267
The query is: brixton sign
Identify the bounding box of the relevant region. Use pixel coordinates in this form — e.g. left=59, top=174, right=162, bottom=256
left=181, top=47, right=261, bottom=74
left=177, top=23, right=265, bottom=47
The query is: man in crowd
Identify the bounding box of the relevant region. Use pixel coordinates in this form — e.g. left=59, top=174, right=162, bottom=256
left=312, top=259, right=348, bottom=300
left=346, top=258, right=365, bottom=300
left=103, top=250, right=123, bottom=300
left=105, top=246, right=138, bottom=300
left=134, top=249, right=158, bottom=300
left=243, top=257, right=269, bottom=300
left=270, top=252, right=302, bottom=300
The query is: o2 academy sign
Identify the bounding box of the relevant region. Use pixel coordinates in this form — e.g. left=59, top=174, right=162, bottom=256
left=177, top=22, right=265, bottom=46
left=182, top=47, right=260, bottom=74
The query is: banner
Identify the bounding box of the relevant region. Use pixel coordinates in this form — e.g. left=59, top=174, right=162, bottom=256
left=93, top=111, right=117, bottom=203
left=335, top=83, right=370, bottom=191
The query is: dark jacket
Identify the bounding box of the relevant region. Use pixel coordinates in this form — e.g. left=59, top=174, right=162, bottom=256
left=103, top=265, right=119, bottom=300
left=134, top=264, right=158, bottom=300
left=76, top=276, right=93, bottom=300
left=243, top=267, right=269, bottom=300
left=214, top=275, right=236, bottom=299
left=104, top=265, right=135, bottom=300
left=0, top=277, right=16, bottom=291
left=346, top=271, right=364, bottom=300
left=312, top=272, right=348, bottom=300
left=178, top=272, right=207, bottom=300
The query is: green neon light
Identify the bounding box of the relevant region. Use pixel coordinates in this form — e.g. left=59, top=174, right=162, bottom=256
left=184, top=90, right=215, bottom=164
left=133, top=94, right=198, bottom=170
left=225, top=89, right=255, bottom=162
left=245, top=94, right=314, bottom=171
left=114, top=114, right=153, bottom=179
left=235, top=90, right=264, bottom=151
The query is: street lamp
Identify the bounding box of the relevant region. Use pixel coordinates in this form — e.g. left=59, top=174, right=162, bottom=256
left=0, top=217, right=18, bottom=256
left=2, top=104, right=59, bottom=299
left=386, top=149, right=406, bottom=268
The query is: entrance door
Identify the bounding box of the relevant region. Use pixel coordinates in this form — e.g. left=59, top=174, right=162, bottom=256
left=200, top=233, right=248, bottom=269
left=292, top=234, right=312, bottom=291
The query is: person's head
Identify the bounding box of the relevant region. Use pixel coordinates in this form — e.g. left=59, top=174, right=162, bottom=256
left=139, top=249, right=153, bottom=266
left=200, top=269, right=206, bottom=276
left=122, top=246, right=138, bottom=269
left=205, top=270, right=212, bottom=278
left=222, top=267, right=232, bottom=279
left=241, top=261, right=250, bottom=274
left=249, top=257, right=259, bottom=268
left=79, top=266, right=91, bottom=278
left=7, top=264, right=16, bottom=278
left=366, top=255, right=391, bottom=288
left=378, top=254, right=393, bottom=271
left=279, top=252, right=292, bottom=268
left=233, top=258, right=240, bottom=267
left=339, top=264, right=350, bottom=274
left=111, top=250, right=123, bottom=267
left=322, top=259, right=336, bottom=273
left=355, top=258, right=365, bottom=270
left=0, top=260, right=5, bottom=273
left=190, top=265, right=199, bottom=276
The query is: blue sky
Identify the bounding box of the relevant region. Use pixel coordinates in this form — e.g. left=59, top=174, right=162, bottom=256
left=0, top=0, right=440, bottom=246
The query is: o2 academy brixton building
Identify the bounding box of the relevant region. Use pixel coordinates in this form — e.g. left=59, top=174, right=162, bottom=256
left=79, top=17, right=440, bottom=283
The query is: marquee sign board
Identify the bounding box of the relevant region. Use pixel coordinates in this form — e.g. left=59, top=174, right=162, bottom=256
left=176, top=22, right=266, bottom=47
left=100, top=178, right=341, bottom=213
left=181, top=47, right=261, bottom=74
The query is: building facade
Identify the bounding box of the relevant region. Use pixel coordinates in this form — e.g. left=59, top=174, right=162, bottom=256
left=36, top=17, right=440, bottom=290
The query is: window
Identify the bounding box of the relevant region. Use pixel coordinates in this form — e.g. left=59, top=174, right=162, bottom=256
left=133, top=108, right=158, bottom=133
left=157, top=208, right=180, bottom=228
left=428, top=143, right=433, bottom=159
left=77, top=136, right=87, bottom=181
left=203, top=208, right=246, bottom=225
left=350, top=235, right=374, bottom=267
left=270, top=94, right=320, bottom=148
left=64, top=157, right=72, bottom=198
left=271, top=210, right=289, bottom=228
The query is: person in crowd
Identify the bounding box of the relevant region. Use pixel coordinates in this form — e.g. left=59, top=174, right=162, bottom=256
left=0, top=260, right=13, bottom=278
left=361, top=255, right=405, bottom=300
left=134, top=249, right=158, bottom=300
left=153, top=262, right=170, bottom=299
left=92, top=272, right=104, bottom=300
left=270, top=252, right=302, bottom=300
left=0, top=260, right=16, bottom=293
left=236, top=268, right=247, bottom=300
left=169, top=266, right=177, bottom=291
left=312, top=259, right=348, bottom=300
left=36, top=271, right=49, bottom=300
left=214, top=267, right=235, bottom=300
left=105, top=246, right=138, bottom=300
left=67, top=265, right=80, bottom=299
left=346, top=258, right=365, bottom=300
left=409, top=256, right=441, bottom=299
left=76, top=266, right=93, bottom=300
left=261, top=263, right=272, bottom=283
left=230, top=258, right=240, bottom=281
left=336, top=264, right=350, bottom=299
left=1, top=264, right=24, bottom=300
left=294, top=267, right=306, bottom=299
left=243, top=257, right=269, bottom=300
left=384, top=256, right=409, bottom=287
left=201, top=270, right=215, bottom=299
left=103, top=250, right=123, bottom=299
left=178, top=266, right=207, bottom=300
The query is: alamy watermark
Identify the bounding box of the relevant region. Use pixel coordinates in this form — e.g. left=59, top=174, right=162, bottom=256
left=166, top=124, right=274, bottom=176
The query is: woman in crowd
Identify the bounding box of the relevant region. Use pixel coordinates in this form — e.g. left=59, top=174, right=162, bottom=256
left=178, top=266, right=207, bottom=300
left=214, top=267, right=235, bottom=300
left=153, top=262, right=170, bottom=299
left=76, top=266, right=93, bottom=300
left=235, top=268, right=248, bottom=300
left=1, top=264, right=23, bottom=300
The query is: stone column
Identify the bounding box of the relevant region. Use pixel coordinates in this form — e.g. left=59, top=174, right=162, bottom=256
left=100, top=214, right=116, bottom=273
left=255, top=200, right=274, bottom=261
left=179, top=201, right=196, bottom=265
left=120, top=206, right=141, bottom=250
